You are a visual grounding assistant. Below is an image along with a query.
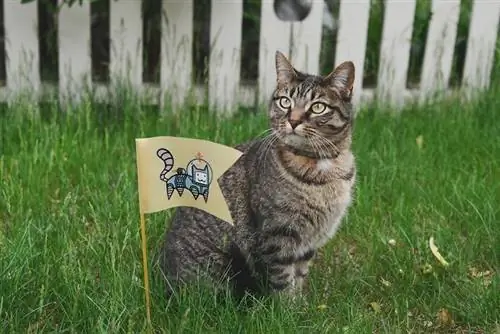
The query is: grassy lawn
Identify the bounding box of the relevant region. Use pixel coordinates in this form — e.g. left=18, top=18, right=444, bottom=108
left=0, top=89, right=499, bottom=333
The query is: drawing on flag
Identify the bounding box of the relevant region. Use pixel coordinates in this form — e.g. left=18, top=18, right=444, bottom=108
left=156, top=149, right=214, bottom=203
left=136, top=136, right=243, bottom=224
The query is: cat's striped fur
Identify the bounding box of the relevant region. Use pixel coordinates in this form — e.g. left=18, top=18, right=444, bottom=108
left=157, top=51, right=357, bottom=298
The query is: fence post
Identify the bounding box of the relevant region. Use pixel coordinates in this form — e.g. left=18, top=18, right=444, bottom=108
left=4, top=0, right=40, bottom=102
left=377, top=0, right=417, bottom=108
left=209, top=0, right=243, bottom=113
left=419, top=0, right=460, bottom=103
left=109, top=1, right=143, bottom=95
left=335, top=0, right=371, bottom=107
left=290, top=0, right=323, bottom=76
left=58, top=0, right=92, bottom=107
left=462, top=0, right=500, bottom=98
left=161, top=0, right=194, bottom=110
left=258, top=1, right=291, bottom=106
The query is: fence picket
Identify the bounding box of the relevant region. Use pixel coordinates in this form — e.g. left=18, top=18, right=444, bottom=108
left=110, top=0, right=143, bottom=89
left=290, top=0, right=324, bottom=76
left=462, top=0, right=500, bottom=95
left=258, top=1, right=292, bottom=105
left=58, top=0, right=91, bottom=104
left=335, top=0, right=371, bottom=106
left=377, top=0, right=417, bottom=107
left=209, top=0, right=243, bottom=112
left=420, top=0, right=460, bottom=101
left=161, top=0, right=193, bottom=108
left=3, top=0, right=40, bottom=98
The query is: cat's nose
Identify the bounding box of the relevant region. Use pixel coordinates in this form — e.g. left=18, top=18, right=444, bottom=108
left=289, top=119, right=301, bottom=129
left=288, top=108, right=305, bottom=131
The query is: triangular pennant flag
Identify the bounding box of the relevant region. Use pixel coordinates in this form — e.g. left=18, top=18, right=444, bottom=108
left=135, top=136, right=243, bottom=328
left=135, top=135, right=243, bottom=224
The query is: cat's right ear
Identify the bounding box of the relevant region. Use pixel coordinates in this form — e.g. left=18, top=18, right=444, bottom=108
left=275, top=50, right=296, bottom=86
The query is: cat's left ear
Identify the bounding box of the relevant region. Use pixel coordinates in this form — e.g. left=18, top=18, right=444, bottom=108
left=324, top=61, right=355, bottom=101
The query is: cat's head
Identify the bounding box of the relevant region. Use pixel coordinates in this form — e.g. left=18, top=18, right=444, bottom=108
left=192, top=164, right=209, bottom=184
left=270, top=51, right=355, bottom=159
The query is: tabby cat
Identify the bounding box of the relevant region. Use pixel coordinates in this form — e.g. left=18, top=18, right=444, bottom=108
left=157, top=51, right=357, bottom=298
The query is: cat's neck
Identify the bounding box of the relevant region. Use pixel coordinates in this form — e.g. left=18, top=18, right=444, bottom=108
left=276, top=146, right=348, bottom=184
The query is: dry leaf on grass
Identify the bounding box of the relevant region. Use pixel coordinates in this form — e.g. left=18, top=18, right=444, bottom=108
left=368, top=302, right=381, bottom=313
left=429, top=236, right=450, bottom=267
left=468, top=266, right=495, bottom=287
left=317, top=304, right=327, bottom=310
left=416, top=135, right=424, bottom=149
left=421, top=263, right=434, bottom=274
left=423, top=320, right=433, bottom=328
left=436, top=308, right=455, bottom=327
left=379, top=277, right=392, bottom=287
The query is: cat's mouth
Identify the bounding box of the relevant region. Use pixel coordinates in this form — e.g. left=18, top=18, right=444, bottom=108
left=279, top=125, right=307, bottom=146
left=278, top=126, right=339, bottom=159
left=279, top=130, right=318, bottom=157
left=276, top=119, right=305, bottom=138
left=282, top=132, right=304, bottom=144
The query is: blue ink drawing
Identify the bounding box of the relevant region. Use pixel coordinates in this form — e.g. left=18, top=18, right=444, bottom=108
left=156, top=148, right=214, bottom=202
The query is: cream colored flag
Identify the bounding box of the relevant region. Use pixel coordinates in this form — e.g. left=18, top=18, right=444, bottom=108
left=135, top=136, right=243, bottom=225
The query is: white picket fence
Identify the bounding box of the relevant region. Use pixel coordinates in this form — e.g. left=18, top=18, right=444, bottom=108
left=2, top=0, right=500, bottom=111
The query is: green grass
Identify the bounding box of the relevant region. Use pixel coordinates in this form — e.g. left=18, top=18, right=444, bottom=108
left=1, top=90, right=499, bottom=333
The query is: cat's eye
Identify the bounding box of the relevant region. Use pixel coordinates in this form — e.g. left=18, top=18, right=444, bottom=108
left=278, top=97, right=291, bottom=109
left=310, top=102, right=327, bottom=114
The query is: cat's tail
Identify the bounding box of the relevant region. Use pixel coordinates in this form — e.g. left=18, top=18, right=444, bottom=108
left=157, top=148, right=175, bottom=181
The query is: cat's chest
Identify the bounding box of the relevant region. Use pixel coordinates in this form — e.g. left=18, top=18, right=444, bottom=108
left=290, top=199, right=351, bottom=259
left=297, top=182, right=353, bottom=247
left=299, top=179, right=352, bottom=210
left=318, top=197, right=351, bottom=243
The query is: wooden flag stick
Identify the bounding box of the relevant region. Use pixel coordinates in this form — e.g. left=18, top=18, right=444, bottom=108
left=139, top=211, right=152, bottom=330
left=136, top=139, right=152, bottom=331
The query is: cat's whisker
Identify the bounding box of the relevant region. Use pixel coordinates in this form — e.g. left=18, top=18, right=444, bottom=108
left=267, top=134, right=286, bottom=173
left=258, top=137, right=272, bottom=164
left=261, top=131, right=277, bottom=152
left=304, top=130, right=326, bottom=154
left=253, top=128, right=274, bottom=140
left=304, top=134, right=320, bottom=155
left=306, top=130, right=340, bottom=158
left=315, top=140, right=330, bottom=160
left=257, top=131, right=279, bottom=171
left=251, top=129, right=277, bottom=171
left=316, top=138, right=337, bottom=159
left=264, top=136, right=280, bottom=170
left=308, top=136, right=329, bottom=160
